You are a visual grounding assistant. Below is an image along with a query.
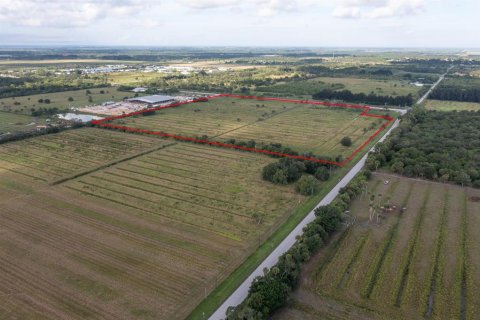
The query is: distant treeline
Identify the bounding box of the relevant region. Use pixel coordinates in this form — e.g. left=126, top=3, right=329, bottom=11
left=312, top=89, right=414, bottom=107
left=430, top=86, right=480, bottom=103
left=283, top=53, right=350, bottom=58
left=0, top=82, right=109, bottom=99
left=392, top=58, right=480, bottom=66
left=0, top=48, right=351, bottom=62
left=0, top=76, right=28, bottom=86
left=299, top=65, right=393, bottom=77
left=0, top=53, right=82, bottom=60
left=399, top=65, right=447, bottom=74
left=99, top=52, right=337, bottom=61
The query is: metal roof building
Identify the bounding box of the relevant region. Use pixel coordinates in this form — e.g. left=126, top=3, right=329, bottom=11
left=126, top=95, right=175, bottom=105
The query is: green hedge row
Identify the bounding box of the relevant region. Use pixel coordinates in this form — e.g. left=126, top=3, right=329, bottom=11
left=226, top=170, right=371, bottom=319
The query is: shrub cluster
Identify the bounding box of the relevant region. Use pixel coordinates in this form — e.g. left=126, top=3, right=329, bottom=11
left=31, top=107, right=66, bottom=117
left=226, top=171, right=370, bottom=319
left=262, top=158, right=333, bottom=194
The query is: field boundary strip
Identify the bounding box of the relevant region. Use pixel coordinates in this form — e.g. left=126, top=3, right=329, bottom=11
left=50, top=142, right=177, bottom=185
left=92, top=94, right=394, bottom=167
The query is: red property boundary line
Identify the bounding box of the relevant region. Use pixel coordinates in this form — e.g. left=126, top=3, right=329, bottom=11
left=92, top=94, right=394, bottom=167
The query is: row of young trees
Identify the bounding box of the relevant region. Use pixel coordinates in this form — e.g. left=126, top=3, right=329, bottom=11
left=223, top=140, right=301, bottom=157
left=0, top=122, right=86, bottom=144
left=226, top=171, right=371, bottom=319
left=366, top=108, right=480, bottom=188
left=312, top=89, right=414, bottom=107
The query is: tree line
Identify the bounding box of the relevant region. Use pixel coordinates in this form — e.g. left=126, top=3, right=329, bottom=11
left=226, top=171, right=371, bottom=319
left=299, top=65, right=393, bottom=78
left=312, top=89, right=414, bottom=107
left=0, top=83, right=109, bottom=99
left=430, top=86, right=480, bottom=103
left=366, top=108, right=480, bottom=188
left=0, top=122, right=86, bottom=144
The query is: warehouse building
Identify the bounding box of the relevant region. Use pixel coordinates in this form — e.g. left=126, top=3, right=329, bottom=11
left=126, top=95, right=175, bottom=106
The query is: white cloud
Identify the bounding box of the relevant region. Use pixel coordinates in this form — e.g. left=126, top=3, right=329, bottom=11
left=178, top=0, right=428, bottom=18
left=332, top=6, right=362, bottom=19
left=333, top=0, right=427, bottom=19
left=139, top=18, right=163, bottom=29
left=179, top=0, right=317, bottom=16
left=0, top=0, right=159, bottom=28
left=0, top=0, right=435, bottom=31
left=179, top=0, right=238, bottom=9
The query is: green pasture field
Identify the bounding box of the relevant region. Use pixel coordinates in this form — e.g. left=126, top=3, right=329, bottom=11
left=110, top=96, right=389, bottom=158
left=255, top=76, right=421, bottom=98
left=425, top=99, right=480, bottom=111
left=254, top=78, right=343, bottom=97
left=274, top=173, right=480, bottom=320
left=0, top=111, right=47, bottom=133
left=0, top=128, right=306, bottom=320
left=107, top=72, right=166, bottom=86
left=316, top=77, right=420, bottom=96
left=0, top=87, right=138, bottom=115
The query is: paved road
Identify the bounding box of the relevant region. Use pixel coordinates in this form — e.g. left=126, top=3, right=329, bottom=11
left=209, top=119, right=400, bottom=320
left=416, top=67, right=453, bottom=105
left=369, top=106, right=408, bottom=115
left=210, top=68, right=450, bottom=319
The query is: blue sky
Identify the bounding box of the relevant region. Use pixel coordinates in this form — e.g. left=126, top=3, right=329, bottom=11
left=0, top=0, right=478, bottom=47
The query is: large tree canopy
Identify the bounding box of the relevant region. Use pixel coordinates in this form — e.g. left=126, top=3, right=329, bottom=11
left=367, top=108, right=480, bottom=187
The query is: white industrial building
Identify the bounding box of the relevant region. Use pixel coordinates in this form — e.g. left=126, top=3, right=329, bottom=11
left=126, top=95, right=175, bottom=106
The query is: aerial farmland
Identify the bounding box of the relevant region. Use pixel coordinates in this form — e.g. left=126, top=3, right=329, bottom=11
left=0, top=94, right=394, bottom=319
left=0, top=128, right=306, bottom=319
left=0, top=43, right=478, bottom=320
left=274, top=173, right=480, bottom=320
left=108, top=96, right=391, bottom=160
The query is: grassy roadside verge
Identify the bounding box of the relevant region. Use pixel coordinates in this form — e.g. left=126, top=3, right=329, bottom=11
left=187, top=116, right=399, bottom=320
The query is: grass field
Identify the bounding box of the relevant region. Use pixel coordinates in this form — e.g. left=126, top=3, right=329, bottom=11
left=316, top=77, right=420, bottom=96
left=0, top=87, right=138, bottom=115
left=0, top=128, right=163, bottom=182
left=0, top=128, right=306, bottom=319
left=255, top=77, right=420, bottom=98
left=425, top=99, right=480, bottom=111
left=274, top=173, right=480, bottom=320
left=110, top=97, right=387, bottom=158
left=107, top=72, right=166, bottom=86
left=0, top=111, right=47, bottom=133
